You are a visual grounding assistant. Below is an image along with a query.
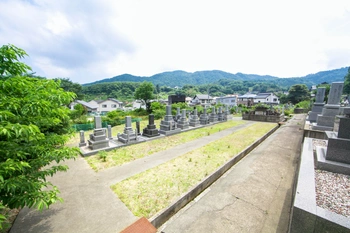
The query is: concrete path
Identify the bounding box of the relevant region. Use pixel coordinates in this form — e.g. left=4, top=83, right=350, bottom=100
left=158, top=114, right=306, bottom=233
left=10, top=119, right=255, bottom=233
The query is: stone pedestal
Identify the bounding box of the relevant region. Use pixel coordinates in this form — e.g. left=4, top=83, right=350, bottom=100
left=312, top=82, right=344, bottom=131
left=142, top=114, right=160, bottom=137
left=177, top=109, right=189, bottom=129
left=308, top=87, right=326, bottom=122
left=88, top=116, right=109, bottom=150
left=325, top=108, right=350, bottom=164
left=200, top=107, right=209, bottom=125
left=159, top=105, right=181, bottom=135
left=189, top=108, right=200, bottom=127
left=118, top=116, right=137, bottom=143
left=88, top=128, right=109, bottom=150
left=209, top=107, right=218, bottom=123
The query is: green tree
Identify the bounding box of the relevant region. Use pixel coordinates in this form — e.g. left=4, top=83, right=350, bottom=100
left=0, top=45, right=79, bottom=228
left=343, top=67, right=350, bottom=95
left=134, top=81, right=155, bottom=112
left=56, top=78, right=84, bottom=100
left=287, top=84, right=310, bottom=104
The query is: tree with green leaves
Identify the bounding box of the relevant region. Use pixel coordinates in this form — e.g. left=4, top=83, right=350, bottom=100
left=287, top=84, right=310, bottom=104
left=0, top=44, right=79, bottom=228
left=343, top=67, right=350, bottom=95
left=134, top=81, right=155, bottom=112
left=56, top=78, right=84, bottom=100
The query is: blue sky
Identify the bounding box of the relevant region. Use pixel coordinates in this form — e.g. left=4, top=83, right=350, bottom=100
left=0, top=0, right=349, bottom=84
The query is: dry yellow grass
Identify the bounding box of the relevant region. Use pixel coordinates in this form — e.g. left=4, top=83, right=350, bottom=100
left=111, top=122, right=277, bottom=218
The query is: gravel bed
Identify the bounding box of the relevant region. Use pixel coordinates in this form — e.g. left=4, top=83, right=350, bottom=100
left=312, top=139, right=350, bottom=218
left=315, top=170, right=350, bottom=218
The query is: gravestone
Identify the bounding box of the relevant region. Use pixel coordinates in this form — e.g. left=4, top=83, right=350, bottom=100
left=136, top=121, right=141, bottom=135
left=308, top=87, right=326, bottom=122
left=224, top=105, right=230, bottom=121
left=312, top=82, right=344, bottom=131
left=189, top=108, right=200, bottom=127
left=325, top=107, right=350, bottom=164
left=79, top=130, right=86, bottom=147
left=142, top=114, right=160, bottom=137
left=177, top=109, right=189, bottom=129
left=200, top=107, right=210, bottom=125
left=88, top=116, right=109, bottom=150
left=217, top=107, right=223, bottom=121
left=117, top=116, right=137, bottom=143
left=209, top=107, right=218, bottom=123
left=159, top=105, right=181, bottom=135
left=107, top=125, right=113, bottom=140
left=175, top=107, right=181, bottom=122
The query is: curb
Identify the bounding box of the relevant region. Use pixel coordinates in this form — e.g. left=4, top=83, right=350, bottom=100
left=149, top=123, right=280, bottom=228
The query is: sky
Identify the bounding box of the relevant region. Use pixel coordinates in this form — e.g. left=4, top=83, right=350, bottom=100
left=0, top=0, right=350, bottom=84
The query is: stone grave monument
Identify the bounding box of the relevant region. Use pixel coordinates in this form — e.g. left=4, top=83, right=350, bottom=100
left=79, top=130, right=86, bottom=147
left=88, top=116, right=109, bottom=150
left=117, top=116, right=138, bottom=143
left=312, top=82, right=344, bottom=131
left=159, top=105, right=181, bottom=135
left=308, top=87, right=326, bottom=122
left=217, top=106, right=224, bottom=121
left=316, top=107, right=350, bottom=175
left=175, top=107, right=181, bottom=122
left=142, top=114, right=160, bottom=137
left=209, top=107, right=218, bottom=123
left=200, top=107, right=210, bottom=125
left=189, top=107, right=201, bottom=127
left=177, top=109, right=189, bottom=129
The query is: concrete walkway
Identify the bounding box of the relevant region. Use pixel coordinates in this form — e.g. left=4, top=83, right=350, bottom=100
left=158, top=114, right=306, bottom=233
left=10, top=119, right=258, bottom=233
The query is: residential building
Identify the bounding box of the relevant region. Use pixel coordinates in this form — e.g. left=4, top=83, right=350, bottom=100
left=70, top=98, right=123, bottom=115
left=191, top=94, right=213, bottom=106
left=69, top=100, right=97, bottom=113
left=237, top=92, right=279, bottom=106
left=215, top=95, right=238, bottom=107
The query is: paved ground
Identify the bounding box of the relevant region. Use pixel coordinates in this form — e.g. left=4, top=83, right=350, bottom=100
left=11, top=119, right=261, bottom=233
left=158, top=114, right=306, bottom=233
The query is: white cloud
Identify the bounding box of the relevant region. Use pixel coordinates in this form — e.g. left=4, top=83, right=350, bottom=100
left=0, top=0, right=349, bottom=83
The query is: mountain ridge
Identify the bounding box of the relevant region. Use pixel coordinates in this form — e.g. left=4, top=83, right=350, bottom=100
left=84, top=67, right=349, bottom=87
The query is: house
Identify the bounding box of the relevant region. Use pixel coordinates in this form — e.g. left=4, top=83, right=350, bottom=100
left=237, top=93, right=256, bottom=106
left=168, top=94, right=186, bottom=105
left=237, top=92, right=279, bottom=106
left=89, top=98, right=123, bottom=114
left=253, top=93, right=279, bottom=105
left=216, top=95, right=238, bottom=107
left=71, top=98, right=123, bottom=115
left=191, top=94, right=214, bottom=106
left=69, top=100, right=98, bottom=113
left=185, top=97, right=192, bottom=105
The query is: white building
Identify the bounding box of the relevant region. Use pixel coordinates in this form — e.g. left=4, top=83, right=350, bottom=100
left=215, top=95, right=238, bottom=107
left=253, top=93, right=280, bottom=105
left=70, top=98, right=123, bottom=115
left=191, top=94, right=214, bottom=106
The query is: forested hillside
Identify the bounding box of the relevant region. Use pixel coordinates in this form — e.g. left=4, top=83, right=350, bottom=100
left=85, top=67, right=348, bottom=87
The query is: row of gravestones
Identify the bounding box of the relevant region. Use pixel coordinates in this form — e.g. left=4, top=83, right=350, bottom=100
left=308, top=81, right=350, bottom=166
left=80, top=105, right=230, bottom=150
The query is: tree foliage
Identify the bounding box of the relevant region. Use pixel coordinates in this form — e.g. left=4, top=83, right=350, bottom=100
left=344, top=67, right=350, bottom=95
left=0, top=44, right=32, bottom=77
left=0, top=44, right=79, bottom=227
left=134, top=82, right=155, bottom=112
left=287, top=84, right=310, bottom=104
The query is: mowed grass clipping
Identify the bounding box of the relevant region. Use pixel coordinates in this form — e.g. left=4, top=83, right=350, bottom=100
left=85, top=120, right=246, bottom=171
left=111, top=122, right=277, bottom=218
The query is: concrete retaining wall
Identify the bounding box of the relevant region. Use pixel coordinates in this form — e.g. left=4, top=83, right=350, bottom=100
left=150, top=124, right=279, bottom=228
left=242, top=114, right=284, bottom=122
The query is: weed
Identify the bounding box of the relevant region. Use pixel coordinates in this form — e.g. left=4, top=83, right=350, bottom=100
left=98, top=151, right=108, bottom=162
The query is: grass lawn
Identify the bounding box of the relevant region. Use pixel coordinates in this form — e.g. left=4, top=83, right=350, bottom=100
left=85, top=120, right=246, bottom=171
left=110, top=122, right=277, bottom=218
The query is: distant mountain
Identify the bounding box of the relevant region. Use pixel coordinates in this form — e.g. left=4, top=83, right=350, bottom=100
left=84, top=67, right=348, bottom=87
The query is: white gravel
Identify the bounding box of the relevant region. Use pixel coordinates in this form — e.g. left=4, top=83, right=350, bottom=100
left=312, top=139, right=350, bottom=218
left=315, top=170, right=350, bottom=218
